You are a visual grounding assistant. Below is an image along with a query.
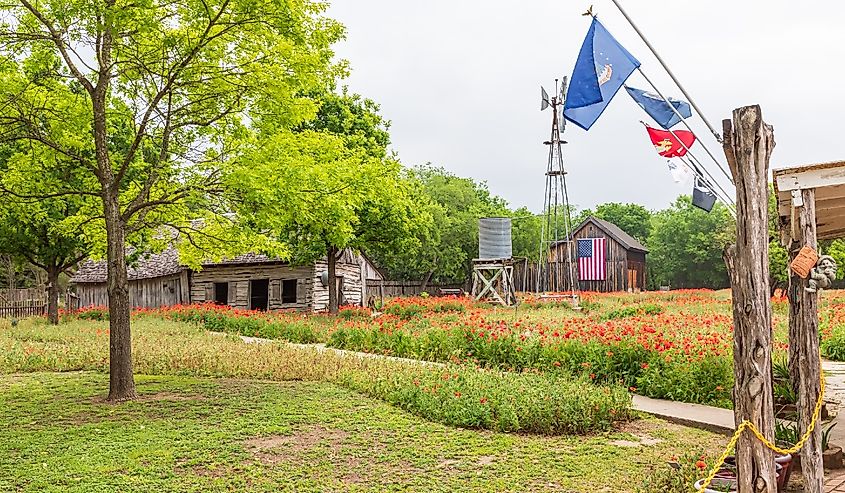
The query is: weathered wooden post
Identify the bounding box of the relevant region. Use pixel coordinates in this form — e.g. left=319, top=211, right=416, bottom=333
left=722, top=105, right=778, bottom=492
left=787, top=188, right=824, bottom=492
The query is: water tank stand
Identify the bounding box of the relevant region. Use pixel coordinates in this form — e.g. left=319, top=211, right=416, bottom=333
left=471, top=258, right=517, bottom=306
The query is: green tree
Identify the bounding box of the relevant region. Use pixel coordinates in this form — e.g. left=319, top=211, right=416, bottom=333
left=0, top=145, right=94, bottom=324
left=768, top=185, right=789, bottom=295
left=229, top=130, right=424, bottom=313
left=372, top=165, right=510, bottom=285
left=648, top=196, right=735, bottom=289
left=0, top=0, right=342, bottom=400
left=590, top=203, right=653, bottom=244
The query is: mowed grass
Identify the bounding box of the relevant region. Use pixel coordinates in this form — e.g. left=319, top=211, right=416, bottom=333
left=0, top=371, right=727, bottom=493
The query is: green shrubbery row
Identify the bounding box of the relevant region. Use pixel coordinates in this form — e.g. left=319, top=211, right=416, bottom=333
left=329, top=325, right=733, bottom=408
left=342, top=364, right=632, bottom=434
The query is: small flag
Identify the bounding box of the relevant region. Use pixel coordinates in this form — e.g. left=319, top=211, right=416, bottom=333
left=692, top=179, right=717, bottom=212
left=625, top=86, right=692, bottom=129
left=541, top=86, right=550, bottom=111
left=646, top=126, right=696, bottom=158
left=563, top=18, right=640, bottom=131
left=667, top=160, right=693, bottom=184
left=577, top=237, right=606, bottom=281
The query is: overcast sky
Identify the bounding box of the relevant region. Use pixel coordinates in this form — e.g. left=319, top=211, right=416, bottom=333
left=325, top=0, right=845, bottom=213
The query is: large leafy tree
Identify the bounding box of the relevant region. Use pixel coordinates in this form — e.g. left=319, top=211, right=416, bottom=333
left=0, top=0, right=342, bottom=400
left=230, top=130, right=424, bottom=313
left=578, top=202, right=653, bottom=245
left=372, top=165, right=510, bottom=285
left=0, top=145, right=94, bottom=323
left=648, top=196, right=735, bottom=289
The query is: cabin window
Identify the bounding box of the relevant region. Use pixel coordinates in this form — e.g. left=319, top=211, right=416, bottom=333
left=249, top=279, right=269, bottom=311
left=281, top=279, right=297, bottom=304
left=213, top=282, right=229, bottom=305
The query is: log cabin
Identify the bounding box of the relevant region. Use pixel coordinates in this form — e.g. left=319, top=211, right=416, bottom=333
left=549, top=216, right=648, bottom=292
left=70, top=248, right=384, bottom=312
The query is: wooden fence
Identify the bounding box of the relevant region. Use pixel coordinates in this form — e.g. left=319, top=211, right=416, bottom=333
left=512, top=260, right=578, bottom=293
left=365, top=280, right=468, bottom=301
left=0, top=289, right=80, bottom=318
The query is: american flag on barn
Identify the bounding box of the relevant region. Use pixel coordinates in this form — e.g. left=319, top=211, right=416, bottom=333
left=545, top=216, right=649, bottom=292
left=577, top=237, right=606, bottom=281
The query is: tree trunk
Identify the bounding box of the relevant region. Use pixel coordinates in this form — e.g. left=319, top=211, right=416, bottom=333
left=788, top=188, right=824, bottom=493
left=104, top=192, right=136, bottom=401
left=420, top=269, right=434, bottom=292
left=722, top=105, right=778, bottom=493
left=327, top=245, right=338, bottom=314
left=46, top=265, right=59, bottom=325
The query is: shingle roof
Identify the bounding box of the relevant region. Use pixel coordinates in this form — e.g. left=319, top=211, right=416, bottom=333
left=553, top=216, right=648, bottom=253
left=70, top=248, right=185, bottom=283
left=70, top=249, right=284, bottom=283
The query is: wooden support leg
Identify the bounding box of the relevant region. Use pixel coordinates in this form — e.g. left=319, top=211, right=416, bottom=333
left=722, top=105, right=778, bottom=493
left=788, top=188, right=824, bottom=493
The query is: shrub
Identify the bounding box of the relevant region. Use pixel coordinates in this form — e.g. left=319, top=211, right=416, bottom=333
left=339, top=364, right=632, bottom=435
left=636, top=451, right=715, bottom=493
left=601, top=303, right=664, bottom=321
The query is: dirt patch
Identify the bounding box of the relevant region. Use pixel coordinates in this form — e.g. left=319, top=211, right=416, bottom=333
left=610, top=433, right=662, bottom=448
left=244, top=425, right=350, bottom=465
left=477, top=455, right=496, bottom=466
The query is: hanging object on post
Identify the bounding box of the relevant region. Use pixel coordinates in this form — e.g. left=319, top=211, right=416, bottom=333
left=692, top=178, right=717, bottom=213
left=790, top=246, right=819, bottom=279
left=806, top=255, right=837, bottom=293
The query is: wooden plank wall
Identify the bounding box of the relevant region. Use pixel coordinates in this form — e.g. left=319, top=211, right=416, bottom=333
left=76, top=274, right=186, bottom=308
left=364, top=281, right=467, bottom=300
left=191, top=264, right=312, bottom=311
left=311, top=259, right=364, bottom=310
left=514, top=226, right=647, bottom=293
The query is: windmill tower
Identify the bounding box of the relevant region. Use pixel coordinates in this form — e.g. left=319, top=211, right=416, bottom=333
left=537, top=78, right=579, bottom=305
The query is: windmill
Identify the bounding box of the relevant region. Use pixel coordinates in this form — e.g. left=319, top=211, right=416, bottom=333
left=537, top=77, right=579, bottom=306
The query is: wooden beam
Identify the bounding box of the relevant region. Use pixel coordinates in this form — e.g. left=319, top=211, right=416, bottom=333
left=788, top=188, right=824, bottom=493
left=722, top=105, right=778, bottom=493
left=775, top=165, right=845, bottom=192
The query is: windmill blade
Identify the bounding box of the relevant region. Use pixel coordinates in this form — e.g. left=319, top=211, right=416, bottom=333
left=541, top=86, right=550, bottom=111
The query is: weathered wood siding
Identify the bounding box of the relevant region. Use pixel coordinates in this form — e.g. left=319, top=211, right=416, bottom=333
left=76, top=273, right=186, bottom=308
left=191, top=264, right=312, bottom=311
left=546, top=223, right=646, bottom=292
left=311, top=258, right=364, bottom=310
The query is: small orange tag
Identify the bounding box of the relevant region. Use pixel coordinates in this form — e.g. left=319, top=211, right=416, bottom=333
left=790, top=246, right=819, bottom=279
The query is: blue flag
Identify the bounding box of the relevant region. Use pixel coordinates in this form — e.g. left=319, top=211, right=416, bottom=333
left=625, top=86, right=692, bottom=129
left=563, top=18, right=640, bottom=131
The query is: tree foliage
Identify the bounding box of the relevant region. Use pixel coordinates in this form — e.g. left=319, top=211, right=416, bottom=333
left=647, top=196, right=735, bottom=289
left=577, top=203, right=653, bottom=245
left=0, top=0, right=344, bottom=399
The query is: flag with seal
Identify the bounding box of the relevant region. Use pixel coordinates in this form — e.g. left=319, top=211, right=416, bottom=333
left=563, top=18, right=640, bottom=131
left=646, top=126, right=696, bottom=158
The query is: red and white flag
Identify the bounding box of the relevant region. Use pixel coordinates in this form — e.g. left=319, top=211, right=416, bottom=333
left=577, top=237, right=606, bottom=281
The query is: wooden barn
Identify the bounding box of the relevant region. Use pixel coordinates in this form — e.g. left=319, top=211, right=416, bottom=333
left=549, top=216, right=648, bottom=292
left=70, top=248, right=384, bottom=312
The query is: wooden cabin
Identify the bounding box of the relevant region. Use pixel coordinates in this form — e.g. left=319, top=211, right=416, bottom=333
left=70, top=248, right=384, bottom=312
left=549, top=216, right=648, bottom=292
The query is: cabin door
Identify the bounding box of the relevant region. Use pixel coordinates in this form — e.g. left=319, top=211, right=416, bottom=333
left=627, top=268, right=637, bottom=291
left=250, top=279, right=269, bottom=311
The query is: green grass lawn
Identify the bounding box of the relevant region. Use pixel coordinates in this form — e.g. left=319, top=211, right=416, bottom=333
left=0, top=371, right=725, bottom=492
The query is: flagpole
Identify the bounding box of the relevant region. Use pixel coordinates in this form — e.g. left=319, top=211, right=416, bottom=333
left=607, top=0, right=723, bottom=143
left=635, top=68, right=735, bottom=186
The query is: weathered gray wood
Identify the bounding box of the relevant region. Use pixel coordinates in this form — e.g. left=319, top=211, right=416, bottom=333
left=722, top=105, right=777, bottom=493
left=788, top=187, right=824, bottom=493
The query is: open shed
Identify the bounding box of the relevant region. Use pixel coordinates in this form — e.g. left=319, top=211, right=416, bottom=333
left=773, top=159, right=845, bottom=490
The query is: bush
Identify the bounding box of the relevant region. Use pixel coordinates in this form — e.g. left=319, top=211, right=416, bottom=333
left=636, top=451, right=714, bottom=493
left=601, top=303, right=664, bottom=321
left=340, top=364, right=632, bottom=435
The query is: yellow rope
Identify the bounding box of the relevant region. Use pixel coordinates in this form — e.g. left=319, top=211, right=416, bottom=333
left=696, top=353, right=826, bottom=492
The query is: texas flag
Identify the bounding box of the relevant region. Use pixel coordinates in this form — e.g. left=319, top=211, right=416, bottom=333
left=646, top=126, right=696, bottom=158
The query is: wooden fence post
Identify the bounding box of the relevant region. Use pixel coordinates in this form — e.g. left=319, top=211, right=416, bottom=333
left=787, top=187, right=824, bottom=492
left=722, top=105, right=778, bottom=493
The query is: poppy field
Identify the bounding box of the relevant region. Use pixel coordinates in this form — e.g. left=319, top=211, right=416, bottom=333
left=66, top=289, right=845, bottom=409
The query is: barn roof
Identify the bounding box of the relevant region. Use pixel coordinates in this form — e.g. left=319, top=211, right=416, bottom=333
left=557, top=216, right=649, bottom=253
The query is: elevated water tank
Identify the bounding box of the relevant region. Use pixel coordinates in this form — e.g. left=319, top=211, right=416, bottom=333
left=478, top=217, right=513, bottom=259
